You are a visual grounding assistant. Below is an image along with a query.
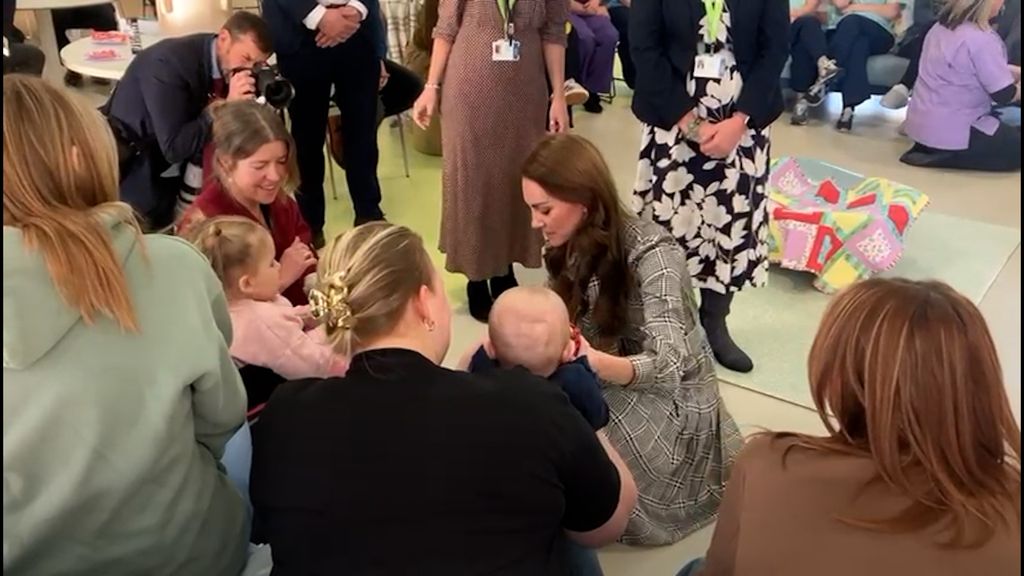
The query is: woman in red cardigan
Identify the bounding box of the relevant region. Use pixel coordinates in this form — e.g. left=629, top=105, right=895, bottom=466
left=178, top=101, right=316, bottom=305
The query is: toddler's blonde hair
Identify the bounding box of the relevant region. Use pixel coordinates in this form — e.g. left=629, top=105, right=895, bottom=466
left=183, top=216, right=269, bottom=290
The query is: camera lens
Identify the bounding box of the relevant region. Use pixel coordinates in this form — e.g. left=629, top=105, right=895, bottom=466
left=262, top=79, right=294, bottom=109
left=254, top=66, right=294, bottom=109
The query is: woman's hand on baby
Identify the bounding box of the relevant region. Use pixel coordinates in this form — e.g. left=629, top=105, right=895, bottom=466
left=574, top=333, right=592, bottom=360
left=575, top=335, right=609, bottom=378
left=280, top=237, right=317, bottom=287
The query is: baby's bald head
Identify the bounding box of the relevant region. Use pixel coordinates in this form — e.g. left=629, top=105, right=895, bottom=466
left=488, top=286, right=572, bottom=377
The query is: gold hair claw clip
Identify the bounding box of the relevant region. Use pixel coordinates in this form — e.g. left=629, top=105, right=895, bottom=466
left=309, top=271, right=354, bottom=330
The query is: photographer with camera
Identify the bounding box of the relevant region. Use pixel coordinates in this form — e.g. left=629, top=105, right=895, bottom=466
left=101, top=12, right=273, bottom=231
left=263, top=0, right=388, bottom=247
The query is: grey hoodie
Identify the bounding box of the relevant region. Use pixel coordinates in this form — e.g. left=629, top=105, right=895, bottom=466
left=3, top=219, right=248, bottom=575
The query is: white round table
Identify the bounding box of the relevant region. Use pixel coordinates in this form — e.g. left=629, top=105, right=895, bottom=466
left=59, top=33, right=162, bottom=80
left=19, top=0, right=113, bottom=85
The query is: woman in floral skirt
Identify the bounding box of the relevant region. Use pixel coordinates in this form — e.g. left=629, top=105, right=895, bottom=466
left=631, top=0, right=789, bottom=373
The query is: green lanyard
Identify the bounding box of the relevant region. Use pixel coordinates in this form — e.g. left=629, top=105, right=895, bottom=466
left=702, top=0, right=725, bottom=44
left=496, top=0, right=518, bottom=36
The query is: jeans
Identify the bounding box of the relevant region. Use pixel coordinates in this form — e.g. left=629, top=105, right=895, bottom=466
left=238, top=535, right=603, bottom=575
left=676, top=558, right=705, bottom=576
left=561, top=536, right=604, bottom=576
left=828, top=15, right=895, bottom=108
left=222, top=422, right=253, bottom=544
left=789, top=15, right=829, bottom=92
left=223, top=422, right=253, bottom=510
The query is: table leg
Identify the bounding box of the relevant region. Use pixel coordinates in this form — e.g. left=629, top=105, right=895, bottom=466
left=31, top=9, right=66, bottom=86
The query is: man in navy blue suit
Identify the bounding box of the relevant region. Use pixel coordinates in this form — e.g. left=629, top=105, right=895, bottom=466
left=262, top=0, right=387, bottom=247
left=102, top=12, right=273, bottom=229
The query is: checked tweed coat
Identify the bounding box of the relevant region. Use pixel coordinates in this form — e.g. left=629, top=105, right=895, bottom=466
left=574, top=218, right=743, bottom=545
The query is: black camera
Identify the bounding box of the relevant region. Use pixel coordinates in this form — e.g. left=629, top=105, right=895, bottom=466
left=251, top=62, right=294, bottom=109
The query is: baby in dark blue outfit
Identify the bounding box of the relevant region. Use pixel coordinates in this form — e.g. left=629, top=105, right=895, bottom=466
left=466, top=287, right=609, bottom=430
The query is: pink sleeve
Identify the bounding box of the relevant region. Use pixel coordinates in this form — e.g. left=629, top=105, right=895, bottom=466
left=269, top=310, right=349, bottom=379
left=235, top=300, right=349, bottom=379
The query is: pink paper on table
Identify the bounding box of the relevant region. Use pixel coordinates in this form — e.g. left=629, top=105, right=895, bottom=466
left=91, top=30, right=129, bottom=44
left=85, top=49, right=125, bottom=61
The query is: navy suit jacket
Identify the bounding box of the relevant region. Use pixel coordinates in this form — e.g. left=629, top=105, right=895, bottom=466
left=630, top=0, right=789, bottom=130
left=261, top=0, right=387, bottom=59
left=101, top=34, right=216, bottom=223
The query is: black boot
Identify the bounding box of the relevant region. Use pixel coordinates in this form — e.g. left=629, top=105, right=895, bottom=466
left=488, top=266, right=519, bottom=301
left=354, top=214, right=386, bottom=227
left=699, top=289, right=753, bottom=373
left=467, top=280, right=493, bottom=322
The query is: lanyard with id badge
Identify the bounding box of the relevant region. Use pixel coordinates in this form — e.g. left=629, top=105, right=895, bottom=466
left=693, top=0, right=727, bottom=80
left=493, top=0, right=521, bottom=61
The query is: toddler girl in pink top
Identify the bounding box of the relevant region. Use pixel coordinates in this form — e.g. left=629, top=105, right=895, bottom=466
left=186, top=216, right=349, bottom=382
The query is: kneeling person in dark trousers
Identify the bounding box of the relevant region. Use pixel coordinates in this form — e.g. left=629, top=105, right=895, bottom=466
left=101, top=12, right=272, bottom=230
left=263, top=0, right=388, bottom=247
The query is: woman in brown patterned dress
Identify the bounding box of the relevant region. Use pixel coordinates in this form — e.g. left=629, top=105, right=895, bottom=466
left=412, top=0, right=570, bottom=321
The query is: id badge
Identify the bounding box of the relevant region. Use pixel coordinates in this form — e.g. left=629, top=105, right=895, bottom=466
left=694, top=52, right=726, bottom=80
left=491, top=39, right=520, bottom=62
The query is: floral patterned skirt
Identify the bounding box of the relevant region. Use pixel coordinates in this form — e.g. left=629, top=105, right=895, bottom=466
left=633, top=125, right=771, bottom=293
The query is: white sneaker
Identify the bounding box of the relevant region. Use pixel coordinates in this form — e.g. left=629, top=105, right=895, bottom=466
left=791, top=97, right=810, bottom=125
left=817, top=57, right=841, bottom=84
left=881, top=84, right=911, bottom=110
left=563, top=79, right=590, bottom=107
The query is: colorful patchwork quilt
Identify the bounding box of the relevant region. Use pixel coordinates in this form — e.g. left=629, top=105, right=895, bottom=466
left=767, top=157, right=930, bottom=293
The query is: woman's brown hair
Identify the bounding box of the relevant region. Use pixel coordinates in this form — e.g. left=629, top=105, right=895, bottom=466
left=210, top=100, right=299, bottom=195
left=3, top=74, right=141, bottom=331
left=522, top=134, right=634, bottom=339
left=782, top=278, right=1021, bottom=547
